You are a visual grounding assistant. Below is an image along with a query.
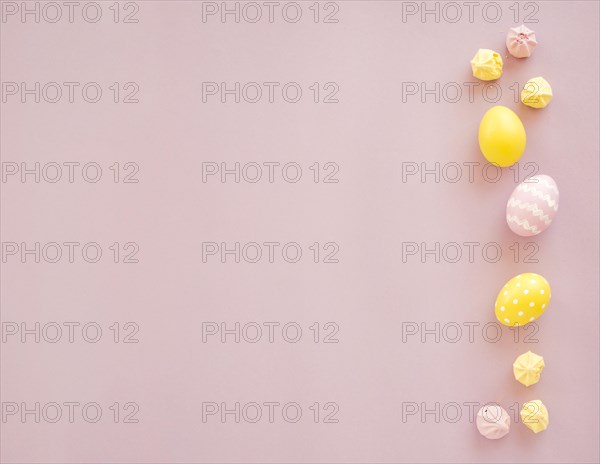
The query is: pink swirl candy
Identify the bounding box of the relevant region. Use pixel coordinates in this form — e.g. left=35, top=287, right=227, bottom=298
left=506, top=25, right=538, bottom=58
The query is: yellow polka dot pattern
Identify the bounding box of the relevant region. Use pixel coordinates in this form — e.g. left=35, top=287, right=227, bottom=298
left=495, top=273, right=551, bottom=326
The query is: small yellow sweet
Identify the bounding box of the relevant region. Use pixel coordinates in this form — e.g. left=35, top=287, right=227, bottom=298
left=513, top=351, right=545, bottom=386
left=470, top=49, right=503, bottom=81
left=521, top=77, right=553, bottom=108
left=520, top=400, right=549, bottom=433
left=495, top=273, right=551, bottom=326
left=479, top=106, right=526, bottom=167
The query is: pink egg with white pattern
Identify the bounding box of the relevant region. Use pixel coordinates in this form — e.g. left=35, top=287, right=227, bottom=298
left=506, top=175, right=559, bottom=237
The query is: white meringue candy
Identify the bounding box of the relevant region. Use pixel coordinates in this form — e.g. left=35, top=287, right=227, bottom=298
left=476, top=404, right=511, bottom=439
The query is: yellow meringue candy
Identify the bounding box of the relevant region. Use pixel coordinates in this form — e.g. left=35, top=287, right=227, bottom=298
left=471, top=49, right=503, bottom=81
left=513, top=351, right=545, bottom=386
left=521, top=77, right=553, bottom=108
left=520, top=400, right=549, bottom=433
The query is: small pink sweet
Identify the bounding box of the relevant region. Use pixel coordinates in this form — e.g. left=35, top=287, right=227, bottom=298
left=506, top=25, right=538, bottom=58
left=476, top=404, right=510, bottom=439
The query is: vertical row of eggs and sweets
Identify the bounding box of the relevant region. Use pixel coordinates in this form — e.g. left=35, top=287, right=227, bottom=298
left=470, top=26, right=555, bottom=439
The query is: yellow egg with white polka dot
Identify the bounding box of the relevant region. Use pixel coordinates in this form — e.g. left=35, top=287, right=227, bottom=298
left=495, top=273, right=551, bottom=326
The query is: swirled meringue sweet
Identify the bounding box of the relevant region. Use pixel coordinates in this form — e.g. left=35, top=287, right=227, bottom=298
left=520, top=400, right=549, bottom=433
left=476, top=404, right=510, bottom=439
left=470, top=49, right=503, bottom=81
left=506, top=25, right=538, bottom=58
left=521, top=77, right=553, bottom=109
left=513, top=351, right=545, bottom=386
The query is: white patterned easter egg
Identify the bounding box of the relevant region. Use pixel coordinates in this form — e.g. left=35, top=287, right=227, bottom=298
left=506, top=175, right=559, bottom=237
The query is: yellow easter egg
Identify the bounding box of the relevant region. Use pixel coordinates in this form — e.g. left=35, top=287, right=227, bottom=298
left=495, top=273, right=551, bottom=326
left=478, top=106, right=526, bottom=167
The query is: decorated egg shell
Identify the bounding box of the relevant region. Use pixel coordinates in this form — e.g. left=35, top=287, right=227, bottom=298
left=507, top=175, right=559, bottom=236
left=478, top=106, right=526, bottom=167
left=495, top=273, right=551, bottom=326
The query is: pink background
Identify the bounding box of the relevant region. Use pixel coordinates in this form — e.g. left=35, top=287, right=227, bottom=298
left=1, top=1, right=599, bottom=463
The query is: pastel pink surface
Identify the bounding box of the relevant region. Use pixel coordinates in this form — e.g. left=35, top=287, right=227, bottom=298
left=1, top=2, right=599, bottom=463
left=507, top=175, right=560, bottom=236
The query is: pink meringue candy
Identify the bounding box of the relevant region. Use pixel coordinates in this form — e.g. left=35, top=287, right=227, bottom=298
left=506, top=25, right=538, bottom=58
left=476, top=404, right=511, bottom=439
